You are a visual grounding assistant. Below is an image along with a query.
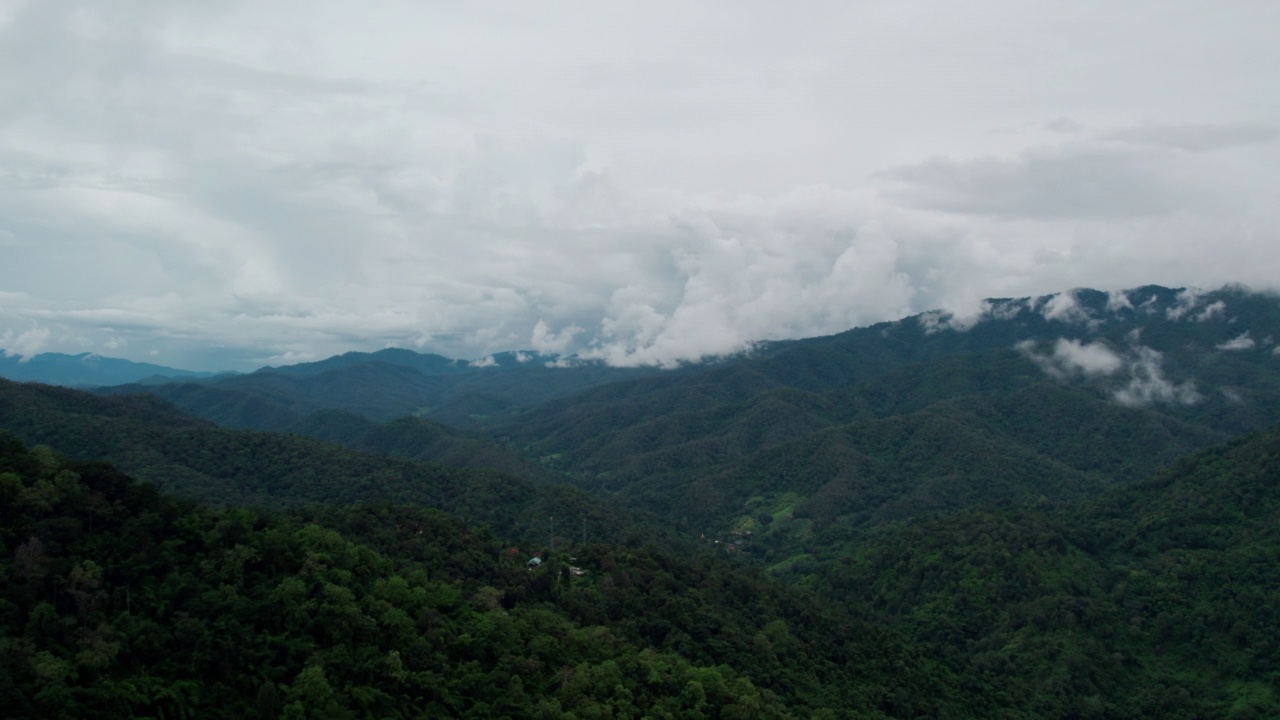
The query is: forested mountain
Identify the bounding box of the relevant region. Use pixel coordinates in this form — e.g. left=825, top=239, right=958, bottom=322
left=500, top=285, right=1280, bottom=440
left=0, top=379, right=631, bottom=547
left=817, top=421, right=1280, bottom=717
left=4, top=400, right=1280, bottom=716
left=489, top=285, right=1280, bottom=546
left=0, top=352, right=223, bottom=387
left=92, top=286, right=1280, bottom=534
left=6, top=283, right=1280, bottom=716
left=100, top=348, right=662, bottom=431
left=0, top=433, right=948, bottom=719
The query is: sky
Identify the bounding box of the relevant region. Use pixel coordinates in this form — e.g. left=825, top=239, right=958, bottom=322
left=1, top=0, right=1278, bottom=371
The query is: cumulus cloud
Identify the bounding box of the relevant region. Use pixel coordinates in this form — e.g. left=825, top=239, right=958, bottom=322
left=580, top=201, right=917, bottom=366
left=1217, top=332, right=1256, bottom=351
left=468, top=355, right=497, bottom=368
left=0, top=326, right=51, bottom=360
left=530, top=321, right=584, bottom=356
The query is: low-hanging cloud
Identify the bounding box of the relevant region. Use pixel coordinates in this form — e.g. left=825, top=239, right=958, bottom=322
left=1106, top=290, right=1134, bottom=312
left=1165, top=288, right=1230, bottom=322
left=1217, top=332, right=1256, bottom=351
left=1018, top=338, right=1124, bottom=380
left=1114, top=347, right=1201, bottom=406
left=1196, top=301, right=1226, bottom=322
left=1020, top=338, right=1200, bottom=407
left=1040, top=291, right=1093, bottom=324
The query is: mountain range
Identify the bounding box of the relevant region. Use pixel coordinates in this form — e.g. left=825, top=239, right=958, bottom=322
left=4, top=283, right=1280, bottom=717
left=0, top=352, right=225, bottom=387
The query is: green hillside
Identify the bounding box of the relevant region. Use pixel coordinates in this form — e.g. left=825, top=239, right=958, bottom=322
left=819, top=422, right=1280, bottom=718
left=0, top=433, right=952, bottom=719
left=100, top=349, right=661, bottom=431
left=0, top=379, right=627, bottom=547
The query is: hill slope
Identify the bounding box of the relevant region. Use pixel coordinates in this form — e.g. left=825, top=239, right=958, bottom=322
left=0, top=433, right=952, bottom=719
left=0, top=379, right=626, bottom=547
left=492, top=285, right=1280, bottom=544
left=817, top=422, right=1280, bottom=717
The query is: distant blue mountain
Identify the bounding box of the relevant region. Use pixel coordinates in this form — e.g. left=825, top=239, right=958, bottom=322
left=253, top=347, right=581, bottom=377
left=0, top=352, right=224, bottom=387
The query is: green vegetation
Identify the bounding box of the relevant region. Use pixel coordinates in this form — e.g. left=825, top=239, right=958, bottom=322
left=5, top=284, right=1280, bottom=716
left=818, top=424, right=1280, bottom=717
left=0, top=433, right=951, bottom=718
left=0, top=378, right=630, bottom=547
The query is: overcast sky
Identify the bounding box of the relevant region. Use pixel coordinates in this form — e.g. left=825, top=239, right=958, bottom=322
left=2, top=1, right=1278, bottom=370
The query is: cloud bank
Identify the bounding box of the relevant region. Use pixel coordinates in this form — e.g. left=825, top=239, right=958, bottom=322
left=1, top=2, right=1278, bottom=370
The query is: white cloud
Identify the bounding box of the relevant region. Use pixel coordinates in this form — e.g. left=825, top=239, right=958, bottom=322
left=1055, top=339, right=1124, bottom=376
left=1166, top=288, right=1208, bottom=321
left=468, top=355, right=497, bottom=368
left=1114, top=347, right=1201, bottom=406
left=1018, top=338, right=1123, bottom=380
left=1217, top=332, right=1256, bottom=351
left=986, top=299, right=1027, bottom=321
left=0, top=2, right=1278, bottom=370
left=1041, top=291, right=1092, bottom=324
left=919, top=310, right=972, bottom=335
left=1106, top=290, right=1133, bottom=312
left=1, top=326, right=51, bottom=360
left=530, top=320, right=584, bottom=355
left=918, top=297, right=1028, bottom=334
left=1020, top=337, right=1200, bottom=407
left=917, top=306, right=980, bottom=334
left=1195, top=301, right=1226, bottom=322
left=579, top=199, right=918, bottom=366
